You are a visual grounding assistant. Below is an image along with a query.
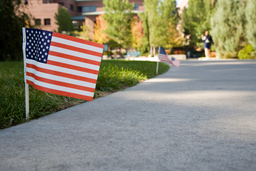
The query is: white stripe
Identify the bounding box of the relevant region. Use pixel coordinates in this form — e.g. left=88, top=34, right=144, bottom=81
left=50, top=46, right=102, bottom=62
left=26, top=59, right=98, bottom=80
left=48, top=55, right=100, bottom=71
left=26, top=76, right=94, bottom=97
left=52, top=36, right=103, bottom=53
left=26, top=68, right=96, bottom=88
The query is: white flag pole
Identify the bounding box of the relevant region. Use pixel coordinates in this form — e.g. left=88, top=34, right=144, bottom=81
left=156, top=46, right=160, bottom=75
left=22, top=27, right=29, bottom=119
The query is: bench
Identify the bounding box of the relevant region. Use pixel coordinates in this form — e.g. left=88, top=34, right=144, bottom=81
left=124, top=51, right=141, bottom=58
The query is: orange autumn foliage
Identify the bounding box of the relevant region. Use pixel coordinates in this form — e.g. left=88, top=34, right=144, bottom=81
left=93, top=14, right=109, bottom=44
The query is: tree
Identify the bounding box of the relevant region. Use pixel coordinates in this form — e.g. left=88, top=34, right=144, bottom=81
left=181, top=0, right=217, bottom=47
left=0, top=0, right=33, bottom=61
left=140, top=0, right=178, bottom=53
left=245, top=0, right=256, bottom=50
left=211, top=0, right=247, bottom=58
left=103, top=0, right=134, bottom=55
left=93, top=15, right=109, bottom=44
left=54, top=7, right=74, bottom=34
left=131, top=16, right=143, bottom=50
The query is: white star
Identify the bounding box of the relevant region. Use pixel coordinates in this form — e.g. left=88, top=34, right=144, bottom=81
left=43, top=49, right=45, bottom=52
left=40, top=35, right=42, bottom=38
left=29, top=40, right=32, bottom=42
left=45, top=36, right=48, bottom=39
left=27, top=37, right=29, bottom=39
left=31, top=49, right=33, bottom=52
left=36, top=31, right=37, bottom=34
left=29, top=46, right=31, bottom=48
left=39, top=58, right=41, bottom=60
left=31, top=30, right=33, bottom=33
left=40, top=52, right=42, bottom=54
left=43, top=32, right=45, bottom=35
left=45, top=53, right=47, bottom=55
left=26, top=49, right=28, bottom=51
left=29, top=52, right=31, bottom=54
left=44, top=59, right=46, bottom=62
left=42, top=39, right=44, bottom=41
left=47, top=40, right=50, bottom=43
left=26, top=30, right=28, bottom=33
left=44, top=43, right=46, bottom=45
left=49, top=33, right=51, bottom=36
left=46, top=46, right=49, bottom=49
left=31, top=37, right=34, bottom=40
left=32, top=43, right=34, bottom=46
left=27, top=43, right=29, bottom=45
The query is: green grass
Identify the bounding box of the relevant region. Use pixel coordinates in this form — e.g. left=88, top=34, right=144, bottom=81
left=0, top=60, right=169, bottom=129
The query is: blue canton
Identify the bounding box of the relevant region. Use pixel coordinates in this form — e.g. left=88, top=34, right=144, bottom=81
left=25, top=28, right=52, bottom=63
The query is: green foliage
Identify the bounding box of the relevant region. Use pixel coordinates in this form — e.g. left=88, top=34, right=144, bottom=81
left=246, top=0, right=256, bottom=50
left=238, top=44, right=255, bottom=59
left=0, top=60, right=170, bottom=129
left=103, top=0, right=134, bottom=50
left=211, top=0, right=247, bottom=58
left=0, top=0, right=33, bottom=61
left=54, top=7, right=74, bottom=34
left=181, top=0, right=217, bottom=46
left=141, top=0, right=178, bottom=48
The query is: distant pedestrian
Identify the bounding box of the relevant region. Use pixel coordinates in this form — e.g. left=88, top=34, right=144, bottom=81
left=201, top=31, right=214, bottom=59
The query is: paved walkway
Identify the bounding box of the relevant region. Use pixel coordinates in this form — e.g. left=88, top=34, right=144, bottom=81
left=1, top=60, right=256, bottom=171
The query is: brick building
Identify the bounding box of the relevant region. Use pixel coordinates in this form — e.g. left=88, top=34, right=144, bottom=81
left=24, top=0, right=144, bottom=32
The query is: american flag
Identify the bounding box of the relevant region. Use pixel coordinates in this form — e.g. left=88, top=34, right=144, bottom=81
left=158, top=46, right=180, bottom=67
left=22, top=28, right=103, bottom=101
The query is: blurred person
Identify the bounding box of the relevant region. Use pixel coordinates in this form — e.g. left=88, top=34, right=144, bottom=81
left=201, top=31, right=214, bottom=59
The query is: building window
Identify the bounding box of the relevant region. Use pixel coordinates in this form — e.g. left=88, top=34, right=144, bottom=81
left=44, top=19, right=51, bottom=25
left=25, top=0, right=28, bottom=5
left=134, top=4, right=139, bottom=10
left=58, top=2, right=64, bottom=6
left=35, top=19, right=41, bottom=25
left=77, top=6, right=82, bottom=13
left=70, top=4, right=74, bottom=11
left=82, top=6, right=96, bottom=13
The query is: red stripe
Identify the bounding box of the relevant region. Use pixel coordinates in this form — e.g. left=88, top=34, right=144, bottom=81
left=26, top=72, right=95, bottom=92
left=26, top=63, right=97, bottom=84
left=47, top=60, right=99, bottom=75
left=50, top=42, right=102, bottom=57
left=48, top=51, right=101, bottom=66
left=27, top=80, right=93, bottom=101
left=52, top=32, right=104, bottom=48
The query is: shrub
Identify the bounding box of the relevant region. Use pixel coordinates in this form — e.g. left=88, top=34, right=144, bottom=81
left=238, top=44, right=255, bottom=59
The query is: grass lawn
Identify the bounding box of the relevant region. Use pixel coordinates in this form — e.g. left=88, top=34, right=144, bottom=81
left=0, top=60, right=170, bottom=129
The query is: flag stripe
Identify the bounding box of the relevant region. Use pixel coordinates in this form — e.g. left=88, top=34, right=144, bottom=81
left=48, top=55, right=100, bottom=71
left=47, top=60, right=99, bottom=75
left=26, top=80, right=93, bottom=101
left=26, top=63, right=97, bottom=84
left=52, top=32, right=103, bottom=49
left=50, top=42, right=102, bottom=57
left=26, top=59, right=98, bottom=80
left=26, top=72, right=95, bottom=92
left=49, top=46, right=101, bottom=62
left=26, top=76, right=94, bottom=97
left=48, top=51, right=101, bottom=66
left=26, top=68, right=95, bottom=88
left=51, top=36, right=103, bottom=53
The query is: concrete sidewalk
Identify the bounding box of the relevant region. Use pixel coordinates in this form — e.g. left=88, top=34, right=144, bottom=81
left=1, top=60, right=256, bottom=171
